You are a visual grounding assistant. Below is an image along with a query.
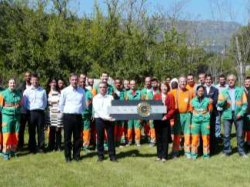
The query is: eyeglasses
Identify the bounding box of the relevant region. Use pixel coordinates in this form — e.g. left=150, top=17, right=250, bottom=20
left=99, top=87, right=107, bottom=89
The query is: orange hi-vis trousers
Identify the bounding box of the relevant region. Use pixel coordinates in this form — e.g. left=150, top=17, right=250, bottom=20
left=143, top=120, right=156, bottom=143
left=191, top=121, right=210, bottom=158
left=127, top=120, right=141, bottom=144
left=172, top=113, right=191, bottom=157
left=114, top=121, right=125, bottom=146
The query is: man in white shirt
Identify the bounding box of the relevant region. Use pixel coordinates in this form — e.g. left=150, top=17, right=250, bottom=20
left=23, top=74, right=47, bottom=153
left=93, top=82, right=117, bottom=162
left=59, top=74, right=86, bottom=163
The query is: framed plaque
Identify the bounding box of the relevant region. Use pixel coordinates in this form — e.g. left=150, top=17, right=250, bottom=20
left=108, top=100, right=167, bottom=120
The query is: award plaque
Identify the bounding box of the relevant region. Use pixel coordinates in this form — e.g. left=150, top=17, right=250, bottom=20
left=108, top=100, right=167, bottom=120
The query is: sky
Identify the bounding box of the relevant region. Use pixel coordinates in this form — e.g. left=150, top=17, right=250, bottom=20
left=70, top=0, right=249, bottom=25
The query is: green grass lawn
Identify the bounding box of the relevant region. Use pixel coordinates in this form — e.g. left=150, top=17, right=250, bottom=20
left=0, top=134, right=250, bottom=187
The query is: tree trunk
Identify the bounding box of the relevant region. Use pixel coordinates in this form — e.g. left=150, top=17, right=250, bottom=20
left=235, top=36, right=244, bottom=86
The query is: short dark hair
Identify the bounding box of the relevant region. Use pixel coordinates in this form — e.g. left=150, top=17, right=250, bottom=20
left=245, top=76, right=250, bottom=80
left=205, top=74, right=213, bottom=79
left=31, top=73, right=38, bottom=79
left=166, top=76, right=171, bottom=80
left=219, top=74, right=226, bottom=79
left=187, top=73, right=194, bottom=77
left=151, top=77, right=158, bottom=82
left=115, top=78, right=121, bottom=82
left=197, top=85, right=205, bottom=91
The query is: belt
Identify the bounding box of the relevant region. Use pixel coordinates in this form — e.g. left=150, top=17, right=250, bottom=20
left=4, top=103, right=20, bottom=108
left=63, top=113, right=81, bottom=116
left=193, top=110, right=209, bottom=115
left=30, top=109, right=44, bottom=112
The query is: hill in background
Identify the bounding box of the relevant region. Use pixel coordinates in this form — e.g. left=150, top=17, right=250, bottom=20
left=177, top=20, right=242, bottom=53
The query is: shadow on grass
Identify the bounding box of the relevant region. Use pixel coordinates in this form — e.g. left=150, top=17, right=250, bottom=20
left=17, top=146, right=31, bottom=157
left=116, top=149, right=156, bottom=159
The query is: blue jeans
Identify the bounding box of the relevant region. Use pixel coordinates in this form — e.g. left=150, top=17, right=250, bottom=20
left=215, top=111, right=222, bottom=138
left=224, top=116, right=245, bottom=155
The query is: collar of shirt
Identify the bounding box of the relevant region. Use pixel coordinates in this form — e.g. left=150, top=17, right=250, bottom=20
left=218, top=84, right=227, bottom=88
left=96, top=94, right=109, bottom=99
left=69, top=85, right=79, bottom=91
left=245, top=88, right=249, bottom=94
left=205, top=85, right=211, bottom=88
left=30, top=86, right=42, bottom=91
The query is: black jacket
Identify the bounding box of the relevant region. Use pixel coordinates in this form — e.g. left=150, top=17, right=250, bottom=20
left=204, top=86, right=219, bottom=107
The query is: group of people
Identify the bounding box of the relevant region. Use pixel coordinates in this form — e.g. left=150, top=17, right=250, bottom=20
left=0, top=71, right=249, bottom=163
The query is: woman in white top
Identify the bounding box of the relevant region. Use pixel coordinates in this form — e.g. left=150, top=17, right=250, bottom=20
left=46, top=78, right=63, bottom=151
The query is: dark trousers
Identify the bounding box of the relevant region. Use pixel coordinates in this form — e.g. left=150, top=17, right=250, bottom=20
left=155, top=120, right=170, bottom=159
left=48, top=126, right=62, bottom=150
left=63, top=114, right=82, bottom=159
left=28, top=110, right=45, bottom=152
left=224, top=115, right=245, bottom=155
left=18, top=112, right=29, bottom=148
left=95, top=118, right=115, bottom=159
left=210, top=112, right=216, bottom=155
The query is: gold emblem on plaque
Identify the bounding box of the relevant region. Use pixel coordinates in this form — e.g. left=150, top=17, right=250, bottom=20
left=137, top=102, right=152, bottom=117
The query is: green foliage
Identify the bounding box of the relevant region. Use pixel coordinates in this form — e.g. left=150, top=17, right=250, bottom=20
left=0, top=0, right=217, bottom=87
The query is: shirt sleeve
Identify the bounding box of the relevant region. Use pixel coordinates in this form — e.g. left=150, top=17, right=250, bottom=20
left=165, top=93, right=176, bottom=120
left=82, top=90, right=87, bottom=111
left=92, top=97, right=102, bottom=118
left=22, top=90, right=28, bottom=110
left=59, top=89, right=66, bottom=113
left=43, top=90, right=48, bottom=109
left=0, top=93, right=4, bottom=112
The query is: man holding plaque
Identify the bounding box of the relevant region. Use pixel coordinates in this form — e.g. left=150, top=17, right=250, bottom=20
left=93, top=82, right=117, bottom=162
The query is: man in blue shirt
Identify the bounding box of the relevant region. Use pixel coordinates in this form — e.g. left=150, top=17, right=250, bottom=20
left=23, top=74, right=47, bottom=153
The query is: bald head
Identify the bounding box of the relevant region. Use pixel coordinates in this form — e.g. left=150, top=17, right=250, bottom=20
left=179, top=76, right=187, bottom=90
left=130, top=80, right=137, bottom=90
left=145, top=77, right=151, bottom=89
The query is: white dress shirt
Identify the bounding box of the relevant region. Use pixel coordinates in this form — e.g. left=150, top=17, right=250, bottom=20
left=23, top=86, right=47, bottom=110
left=59, top=85, right=86, bottom=114
left=93, top=94, right=113, bottom=120
left=206, top=85, right=211, bottom=95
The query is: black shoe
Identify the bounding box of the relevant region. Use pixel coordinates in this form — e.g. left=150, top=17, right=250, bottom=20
left=97, top=157, right=104, bottom=162
left=38, top=149, right=44, bottom=153
left=110, top=157, right=118, bottom=162
left=74, top=157, right=80, bottom=162
left=221, top=153, right=230, bottom=157
left=30, top=150, right=37, bottom=154
left=65, top=157, right=71, bottom=163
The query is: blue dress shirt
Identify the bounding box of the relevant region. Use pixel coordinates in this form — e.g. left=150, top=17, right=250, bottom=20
left=228, top=88, right=236, bottom=111
left=23, top=86, right=47, bottom=110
